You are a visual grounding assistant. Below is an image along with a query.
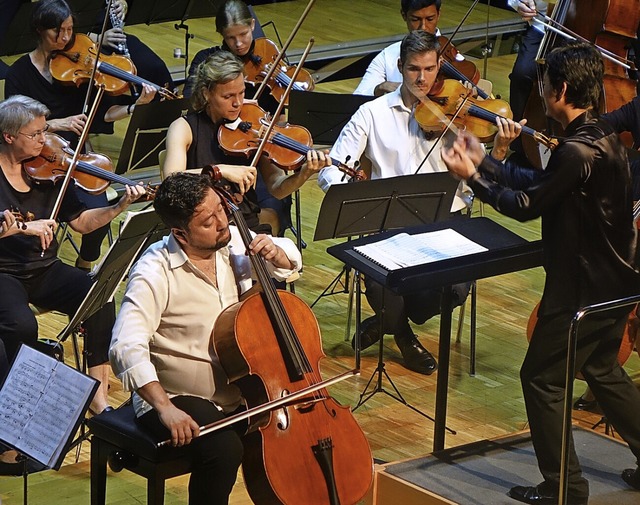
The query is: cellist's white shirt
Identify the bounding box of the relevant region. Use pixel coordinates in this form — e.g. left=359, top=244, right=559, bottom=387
left=110, top=228, right=301, bottom=417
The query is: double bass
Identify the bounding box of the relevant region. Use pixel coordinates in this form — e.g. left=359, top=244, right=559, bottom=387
left=211, top=189, right=373, bottom=505
left=521, top=0, right=640, bottom=168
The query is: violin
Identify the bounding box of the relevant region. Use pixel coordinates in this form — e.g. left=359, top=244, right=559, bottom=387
left=416, top=79, right=557, bottom=149
left=0, top=207, right=35, bottom=231
left=49, top=33, right=179, bottom=99
left=244, top=38, right=315, bottom=104
left=437, top=36, right=489, bottom=100
left=211, top=187, right=373, bottom=505
left=218, top=102, right=366, bottom=180
left=24, top=132, right=156, bottom=198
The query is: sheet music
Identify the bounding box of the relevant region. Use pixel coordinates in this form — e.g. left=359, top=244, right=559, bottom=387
left=0, top=345, right=97, bottom=468
left=353, top=229, right=488, bottom=270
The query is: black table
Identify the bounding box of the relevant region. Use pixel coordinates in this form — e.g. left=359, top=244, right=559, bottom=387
left=328, top=217, right=544, bottom=451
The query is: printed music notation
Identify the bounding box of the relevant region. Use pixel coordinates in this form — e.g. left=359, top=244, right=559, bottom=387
left=0, top=344, right=98, bottom=469
left=353, top=228, right=488, bottom=271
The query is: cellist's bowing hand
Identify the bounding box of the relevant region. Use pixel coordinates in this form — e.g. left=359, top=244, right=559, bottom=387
left=157, top=403, right=200, bottom=447
left=219, top=164, right=257, bottom=194
left=441, top=133, right=482, bottom=181
left=20, top=219, right=57, bottom=251
left=249, top=234, right=294, bottom=269
left=302, top=149, right=331, bottom=176
left=491, top=117, right=526, bottom=161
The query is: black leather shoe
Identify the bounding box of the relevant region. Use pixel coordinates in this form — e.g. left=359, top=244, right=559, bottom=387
left=573, top=396, right=599, bottom=412
left=622, top=467, right=640, bottom=490
left=394, top=333, right=437, bottom=375
left=508, top=484, right=588, bottom=505
left=351, top=316, right=382, bottom=351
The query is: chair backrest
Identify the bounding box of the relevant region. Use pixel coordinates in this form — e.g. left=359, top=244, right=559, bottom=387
left=158, top=150, right=167, bottom=180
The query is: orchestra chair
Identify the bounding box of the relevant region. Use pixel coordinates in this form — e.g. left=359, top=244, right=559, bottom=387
left=88, top=402, right=194, bottom=505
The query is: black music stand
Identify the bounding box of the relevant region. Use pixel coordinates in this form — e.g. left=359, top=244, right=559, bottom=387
left=288, top=90, right=374, bottom=145
left=329, top=217, right=544, bottom=451
left=115, top=97, right=190, bottom=174
left=57, top=208, right=168, bottom=346
left=315, top=173, right=459, bottom=424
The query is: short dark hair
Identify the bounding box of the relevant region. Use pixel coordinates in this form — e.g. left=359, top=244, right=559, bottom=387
left=153, top=173, right=216, bottom=231
left=31, top=0, right=74, bottom=37
left=401, top=0, right=441, bottom=15
left=215, top=0, right=253, bottom=33
left=545, top=42, right=603, bottom=110
left=400, top=30, right=439, bottom=64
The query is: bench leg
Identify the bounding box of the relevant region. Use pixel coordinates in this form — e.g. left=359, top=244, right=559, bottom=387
left=148, top=475, right=165, bottom=505
left=91, top=438, right=109, bottom=505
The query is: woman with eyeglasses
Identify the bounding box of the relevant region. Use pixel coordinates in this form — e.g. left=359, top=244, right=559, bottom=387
left=3, top=0, right=156, bottom=271
left=0, top=96, right=144, bottom=477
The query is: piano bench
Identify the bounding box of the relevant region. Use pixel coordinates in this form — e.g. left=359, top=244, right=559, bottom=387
left=88, top=403, right=193, bottom=505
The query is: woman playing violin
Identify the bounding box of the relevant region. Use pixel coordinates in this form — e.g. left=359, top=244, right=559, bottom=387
left=164, top=50, right=330, bottom=235
left=4, top=0, right=156, bottom=270
left=0, top=95, right=144, bottom=445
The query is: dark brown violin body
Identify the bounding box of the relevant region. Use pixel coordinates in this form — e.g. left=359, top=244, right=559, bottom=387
left=49, top=33, right=179, bottom=99
left=437, top=36, right=490, bottom=99
left=522, top=0, right=640, bottom=167
left=245, top=38, right=315, bottom=104
left=25, top=132, right=155, bottom=197
left=218, top=102, right=366, bottom=180
left=50, top=33, right=135, bottom=95
left=212, top=195, right=373, bottom=505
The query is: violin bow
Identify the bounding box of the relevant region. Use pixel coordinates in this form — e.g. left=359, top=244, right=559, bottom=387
left=253, top=0, right=316, bottom=102
left=249, top=38, right=316, bottom=172
left=47, top=86, right=106, bottom=226
left=411, top=85, right=467, bottom=175
left=157, top=369, right=360, bottom=447
left=81, top=0, right=115, bottom=115
left=438, top=0, right=480, bottom=59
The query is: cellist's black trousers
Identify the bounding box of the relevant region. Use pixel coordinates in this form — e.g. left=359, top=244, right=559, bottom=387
left=524, top=310, right=640, bottom=498
left=139, top=396, right=244, bottom=505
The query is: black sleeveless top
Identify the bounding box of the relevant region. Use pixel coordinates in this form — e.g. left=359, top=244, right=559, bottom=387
left=184, top=111, right=267, bottom=233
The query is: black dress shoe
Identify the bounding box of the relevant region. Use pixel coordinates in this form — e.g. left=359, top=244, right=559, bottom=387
left=394, top=333, right=437, bottom=375
left=351, top=316, right=382, bottom=351
left=508, top=484, right=588, bottom=505
left=573, top=396, right=599, bottom=412
left=622, top=467, right=640, bottom=490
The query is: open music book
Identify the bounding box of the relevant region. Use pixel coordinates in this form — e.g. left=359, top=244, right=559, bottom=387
left=353, top=228, right=488, bottom=270
left=0, top=344, right=98, bottom=470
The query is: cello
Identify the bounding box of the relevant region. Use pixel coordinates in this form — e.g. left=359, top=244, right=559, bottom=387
left=211, top=189, right=373, bottom=505
left=521, top=0, right=640, bottom=168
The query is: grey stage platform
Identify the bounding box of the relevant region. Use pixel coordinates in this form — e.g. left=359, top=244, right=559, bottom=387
left=367, top=427, right=639, bottom=505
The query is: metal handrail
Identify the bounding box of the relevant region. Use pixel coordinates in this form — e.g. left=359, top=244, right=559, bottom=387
left=560, top=294, right=640, bottom=505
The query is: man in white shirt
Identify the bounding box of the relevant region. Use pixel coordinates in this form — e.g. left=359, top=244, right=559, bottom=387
left=110, top=172, right=302, bottom=505
left=353, top=0, right=441, bottom=97
left=320, top=30, right=519, bottom=376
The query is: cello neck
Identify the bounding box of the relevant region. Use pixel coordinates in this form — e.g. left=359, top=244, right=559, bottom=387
left=226, top=199, right=311, bottom=378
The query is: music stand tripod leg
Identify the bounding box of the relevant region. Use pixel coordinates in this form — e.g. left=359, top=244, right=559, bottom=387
left=351, top=292, right=456, bottom=434
left=310, top=264, right=351, bottom=308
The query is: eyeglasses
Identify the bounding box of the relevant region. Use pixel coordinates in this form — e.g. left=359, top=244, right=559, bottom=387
left=18, top=124, right=49, bottom=140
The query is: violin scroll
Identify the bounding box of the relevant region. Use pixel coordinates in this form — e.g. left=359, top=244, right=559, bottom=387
left=0, top=206, right=36, bottom=231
